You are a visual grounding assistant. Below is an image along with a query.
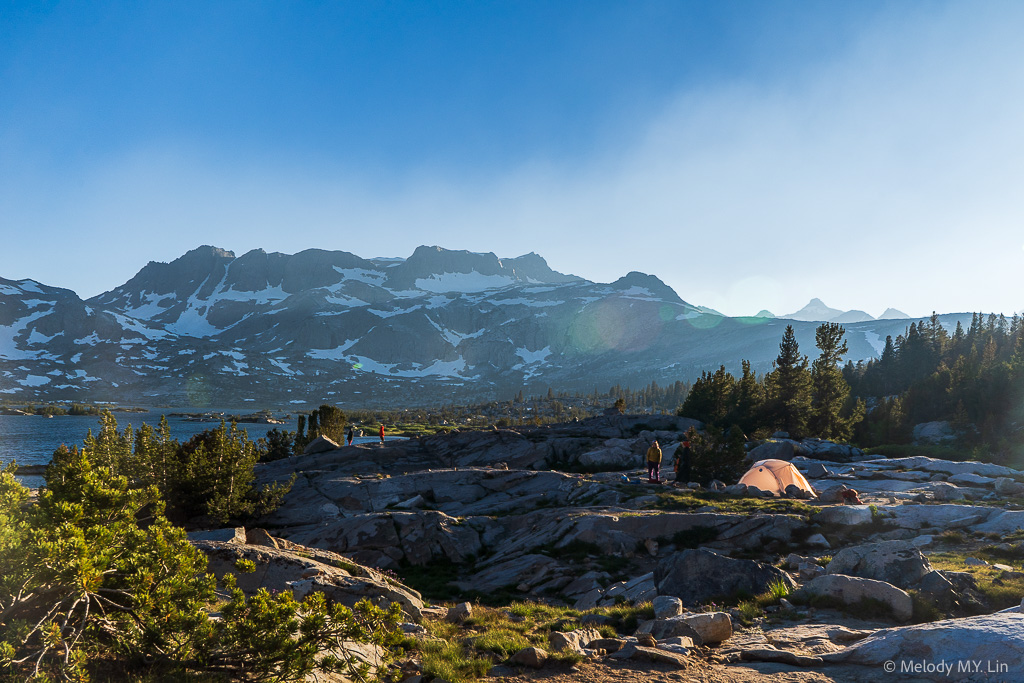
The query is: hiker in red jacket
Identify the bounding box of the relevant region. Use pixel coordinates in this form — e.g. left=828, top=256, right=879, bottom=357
left=379, top=423, right=385, bottom=446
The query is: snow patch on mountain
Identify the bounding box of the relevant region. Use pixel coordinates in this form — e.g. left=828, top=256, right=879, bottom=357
left=863, top=331, right=885, bottom=355
left=414, top=272, right=516, bottom=293
left=348, top=355, right=467, bottom=378
left=0, top=310, right=51, bottom=359
left=307, top=339, right=359, bottom=360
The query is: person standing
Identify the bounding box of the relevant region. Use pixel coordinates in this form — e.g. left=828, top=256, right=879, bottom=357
left=646, top=439, right=663, bottom=483
left=379, top=423, right=386, bottom=446
left=346, top=426, right=354, bottom=446
left=676, top=436, right=692, bottom=484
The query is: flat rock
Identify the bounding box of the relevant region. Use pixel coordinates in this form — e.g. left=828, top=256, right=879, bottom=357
left=823, top=613, right=1024, bottom=681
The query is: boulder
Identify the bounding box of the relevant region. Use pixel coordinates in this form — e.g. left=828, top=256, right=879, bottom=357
left=806, top=463, right=832, bottom=479
left=656, top=548, right=795, bottom=606
left=798, top=574, right=913, bottom=622
left=587, top=637, right=626, bottom=653
left=509, top=646, right=547, bottom=668
left=826, top=540, right=933, bottom=589
left=994, top=477, right=1024, bottom=496
left=447, top=602, right=473, bottom=623
left=814, top=505, right=874, bottom=526
left=747, top=440, right=796, bottom=463
left=805, top=533, right=830, bottom=549
left=303, top=435, right=341, bottom=454
left=672, top=612, right=732, bottom=644
left=245, top=528, right=280, bottom=548
left=823, top=613, right=1024, bottom=680
left=626, top=645, right=689, bottom=667
left=548, top=628, right=602, bottom=653
left=192, top=540, right=424, bottom=620
left=912, top=421, right=954, bottom=444
left=652, top=595, right=684, bottom=619
left=929, top=481, right=965, bottom=501
left=636, top=616, right=703, bottom=644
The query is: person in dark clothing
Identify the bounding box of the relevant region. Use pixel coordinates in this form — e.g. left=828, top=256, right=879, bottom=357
left=346, top=426, right=354, bottom=446
left=676, top=438, right=692, bottom=483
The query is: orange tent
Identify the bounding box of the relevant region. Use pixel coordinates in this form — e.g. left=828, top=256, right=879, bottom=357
left=738, top=459, right=815, bottom=497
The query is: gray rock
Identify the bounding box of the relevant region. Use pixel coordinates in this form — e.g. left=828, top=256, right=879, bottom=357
left=303, top=435, right=341, bottom=454
left=672, top=611, right=732, bottom=644
left=191, top=540, right=424, bottom=620
left=798, top=574, right=913, bottom=622
left=806, top=463, right=832, bottom=479
left=994, top=477, right=1024, bottom=496
left=823, top=613, right=1024, bottom=680
left=948, top=473, right=996, bottom=487
left=447, top=602, right=473, bottom=622
left=656, top=548, right=795, bottom=606
left=826, top=540, right=933, bottom=589
left=746, top=440, right=796, bottom=462
left=548, top=628, right=602, bottom=653
left=636, top=617, right=703, bottom=644
left=815, top=505, right=874, bottom=526
left=627, top=645, right=689, bottom=667
left=508, top=646, right=547, bottom=668
left=653, top=595, right=684, bottom=619
left=928, top=482, right=965, bottom=501
left=912, top=421, right=954, bottom=444
left=964, top=556, right=989, bottom=567
left=723, top=483, right=748, bottom=496
left=805, top=533, right=830, bottom=549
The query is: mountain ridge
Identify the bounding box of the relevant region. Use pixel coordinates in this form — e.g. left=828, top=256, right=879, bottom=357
left=0, top=247, right=970, bottom=407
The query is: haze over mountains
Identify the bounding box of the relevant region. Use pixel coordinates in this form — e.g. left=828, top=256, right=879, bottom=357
left=0, top=246, right=970, bottom=407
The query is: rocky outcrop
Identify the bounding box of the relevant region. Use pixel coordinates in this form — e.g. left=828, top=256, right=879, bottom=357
left=797, top=574, right=913, bottom=622
left=826, top=540, right=934, bottom=589
left=656, top=549, right=795, bottom=606
left=190, top=538, right=424, bottom=620
left=824, top=613, right=1024, bottom=680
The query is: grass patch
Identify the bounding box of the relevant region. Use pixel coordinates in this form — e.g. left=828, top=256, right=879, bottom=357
left=926, top=550, right=1024, bottom=611
left=937, top=530, right=966, bottom=545
left=420, top=640, right=493, bottom=683
left=647, top=489, right=818, bottom=516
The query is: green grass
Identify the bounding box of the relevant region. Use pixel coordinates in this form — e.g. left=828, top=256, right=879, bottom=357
left=646, top=489, right=818, bottom=516
left=926, top=550, right=1024, bottom=611
left=397, top=600, right=654, bottom=683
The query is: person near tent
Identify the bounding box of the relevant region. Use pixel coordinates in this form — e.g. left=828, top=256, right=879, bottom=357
left=346, top=426, right=354, bottom=446
left=379, top=423, right=386, bottom=446
left=646, top=439, right=663, bottom=483
left=675, top=437, right=692, bottom=483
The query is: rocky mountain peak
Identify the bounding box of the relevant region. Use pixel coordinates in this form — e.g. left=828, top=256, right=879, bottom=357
left=610, top=271, right=684, bottom=304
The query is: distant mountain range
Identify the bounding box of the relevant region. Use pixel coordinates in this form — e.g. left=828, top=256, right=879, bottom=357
left=0, top=246, right=969, bottom=407
left=779, top=298, right=910, bottom=324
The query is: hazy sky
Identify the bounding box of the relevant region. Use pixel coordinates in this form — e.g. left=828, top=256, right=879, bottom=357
left=2, top=1, right=1022, bottom=318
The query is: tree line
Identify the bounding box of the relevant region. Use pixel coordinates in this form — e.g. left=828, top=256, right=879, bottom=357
left=679, top=323, right=865, bottom=442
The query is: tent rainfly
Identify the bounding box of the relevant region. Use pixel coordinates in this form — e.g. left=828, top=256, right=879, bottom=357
left=738, top=459, right=815, bottom=497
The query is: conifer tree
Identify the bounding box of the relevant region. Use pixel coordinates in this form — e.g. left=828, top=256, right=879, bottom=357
left=809, top=323, right=863, bottom=441
left=764, top=325, right=811, bottom=437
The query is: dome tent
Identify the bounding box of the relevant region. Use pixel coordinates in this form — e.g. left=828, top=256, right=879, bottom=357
left=738, top=459, right=815, bottom=497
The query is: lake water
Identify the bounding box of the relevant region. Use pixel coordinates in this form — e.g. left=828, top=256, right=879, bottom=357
left=0, top=411, right=393, bottom=487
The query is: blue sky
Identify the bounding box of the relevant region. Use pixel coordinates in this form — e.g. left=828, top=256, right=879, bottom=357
left=2, top=1, right=1022, bottom=318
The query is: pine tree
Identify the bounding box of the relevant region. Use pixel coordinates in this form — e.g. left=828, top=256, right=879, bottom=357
left=809, top=323, right=862, bottom=441
left=764, top=325, right=811, bottom=437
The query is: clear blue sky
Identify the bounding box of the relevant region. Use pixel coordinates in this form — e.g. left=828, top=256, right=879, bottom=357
left=2, top=1, right=1022, bottom=318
